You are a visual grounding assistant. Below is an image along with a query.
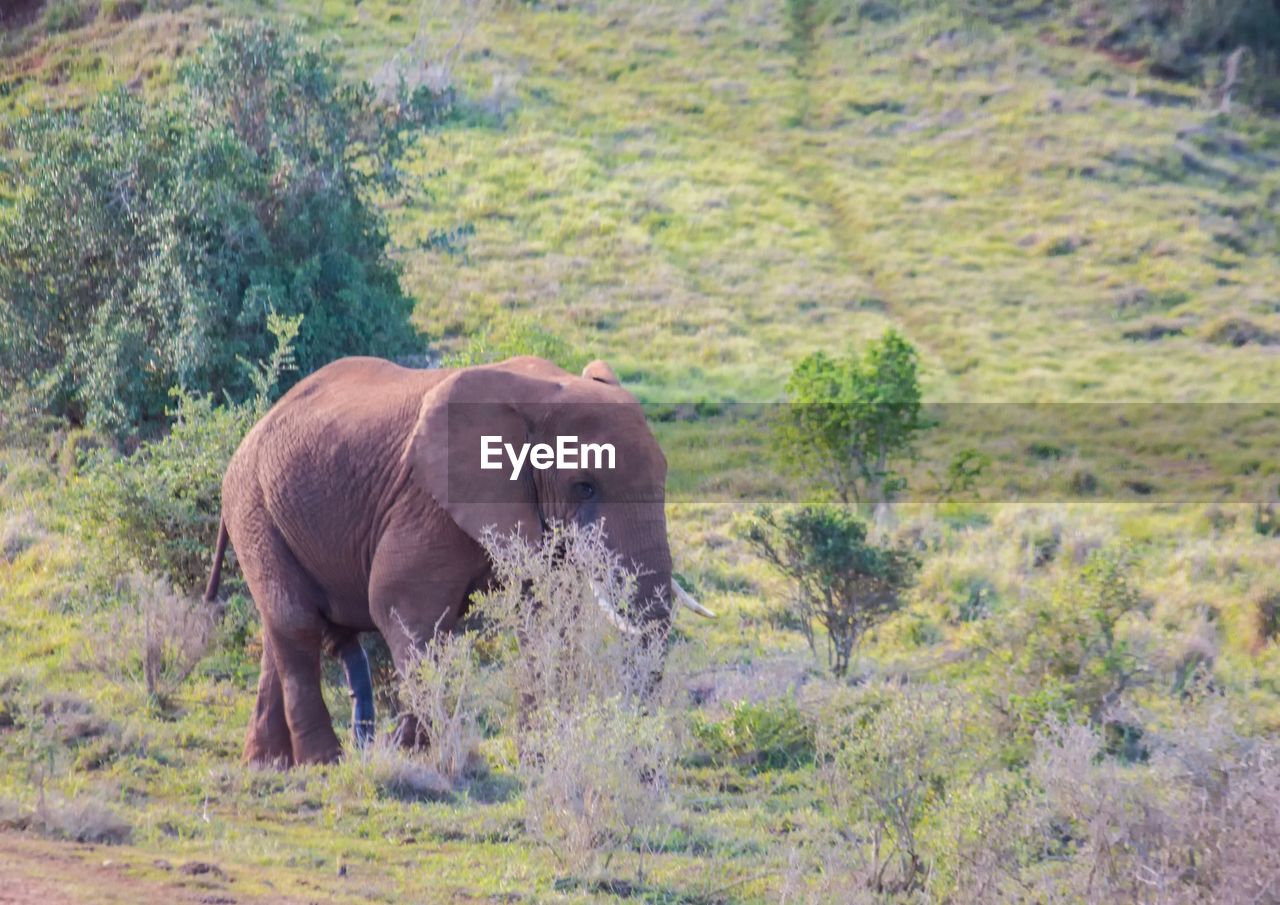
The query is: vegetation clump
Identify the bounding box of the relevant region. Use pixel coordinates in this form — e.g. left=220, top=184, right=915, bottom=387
left=741, top=505, right=918, bottom=676
left=772, top=329, right=926, bottom=507
left=0, top=24, right=423, bottom=434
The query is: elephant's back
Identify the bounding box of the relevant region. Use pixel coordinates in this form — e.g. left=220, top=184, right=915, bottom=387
left=225, top=357, right=444, bottom=604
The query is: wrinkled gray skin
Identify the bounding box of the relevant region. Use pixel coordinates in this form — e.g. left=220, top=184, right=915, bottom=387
left=204, top=356, right=675, bottom=766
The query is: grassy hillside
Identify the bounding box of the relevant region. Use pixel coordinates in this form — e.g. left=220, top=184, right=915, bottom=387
left=3, top=1, right=1280, bottom=902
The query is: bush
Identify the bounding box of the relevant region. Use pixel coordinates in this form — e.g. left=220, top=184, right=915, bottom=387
left=814, top=686, right=974, bottom=896
left=0, top=24, right=422, bottom=434
left=474, top=522, right=670, bottom=716
left=773, top=329, right=926, bottom=507
left=992, top=547, right=1151, bottom=731
left=334, top=738, right=454, bottom=803
left=740, top=505, right=918, bottom=676
left=1028, top=712, right=1280, bottom=903
left=100, top=0, right=145, bottom=22
left=70, top=313, right=299, bottom=593
left=521, top=694, right=675, bottom=876
left=789, top=686, right=1280, bottom=902
left=0, top=794, right=132, bottom=844
left=444, top=315, right=585, bottom=371
left=84, top=574, right=217, bottom=706
left=1074, top=0, right=1280, bottom=107
left=43, top=0, right=90, bottom=33
left=396, top=629, right=485, bottom=781
left=473, top=524, right=679, bottom=874
left=690, top=697, right=815, bottom=771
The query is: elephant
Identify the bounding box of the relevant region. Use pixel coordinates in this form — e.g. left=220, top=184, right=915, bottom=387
left=202, top=355, right=713, bottom=766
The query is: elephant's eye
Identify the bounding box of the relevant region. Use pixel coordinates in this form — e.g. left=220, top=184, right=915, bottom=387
left=571, top=481, right=596, bottom=501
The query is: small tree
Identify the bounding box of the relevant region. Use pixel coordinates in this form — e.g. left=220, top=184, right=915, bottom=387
left=0, top=24, right=422, bottom=434
left=741, top=506, right=918, bottom=676
left=992, top=548, right=1150, bottom=734
left=773, top=329, right=927, bottom=508
left=70, top=313, right=301, bottom=593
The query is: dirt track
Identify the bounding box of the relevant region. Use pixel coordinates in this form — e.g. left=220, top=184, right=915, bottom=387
left=0, top=833, right=305, bottom=905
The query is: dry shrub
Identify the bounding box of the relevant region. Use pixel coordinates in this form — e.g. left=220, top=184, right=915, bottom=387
left=473, top=523, right=679, bottom=875
left=813, top=684, right=973, bottom=897
left=0, top=794, right=132, bottom=844
left=521, top=695, right=675, bottom=875
left=0, top=509, right=43, bottom=562
left=1029, top=707, right=1280, bottom=904
left=334, top=735, right=454, bottom=803
left=368, top=0, right=491, bottom=111
left=779, top=674, right=1280, bottom=904
left=475, top=522, right=670, bottom=717
left=397, top=628, right=485, bottom=781
left=88, top=574, right=216, bottom=704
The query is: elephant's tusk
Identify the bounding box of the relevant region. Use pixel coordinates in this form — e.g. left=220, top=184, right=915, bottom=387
left=672, top=580, right=716, bottom=618
left=589, top=580, right=643, bottom=636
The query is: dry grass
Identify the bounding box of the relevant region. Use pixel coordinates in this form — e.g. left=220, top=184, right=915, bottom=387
left=84, top=573, right=217, bottom=705
left=472, top=523, right=682, bottom=876
left=336, top=735, right=455, bottom=803
left=0, top=793, right=132, bottom=844
left=0, top=509, right=43, bottom=562
left=396, top=627, right=485, bottom=781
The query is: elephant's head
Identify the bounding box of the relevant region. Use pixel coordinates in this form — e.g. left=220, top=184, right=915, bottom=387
left=410, top=356, right=711, bottom=636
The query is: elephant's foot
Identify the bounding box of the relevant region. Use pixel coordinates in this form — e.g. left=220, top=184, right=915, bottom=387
left=282, top=716, right=344, bottom=765
left=394, top=713, right=430, bottom=751
left=243, top=733, right=294, bottom=769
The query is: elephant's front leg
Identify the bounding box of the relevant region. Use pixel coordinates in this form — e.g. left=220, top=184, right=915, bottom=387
left=368, top=530, right=481, bottom=751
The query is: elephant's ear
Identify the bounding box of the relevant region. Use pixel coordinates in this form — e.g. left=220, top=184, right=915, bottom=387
left=408, top=367, right=557, bottom=545
left=582, top=360, right=621, bottom=386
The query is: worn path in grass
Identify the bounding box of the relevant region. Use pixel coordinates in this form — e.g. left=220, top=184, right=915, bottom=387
left=0, top=832, right=320, bottom=904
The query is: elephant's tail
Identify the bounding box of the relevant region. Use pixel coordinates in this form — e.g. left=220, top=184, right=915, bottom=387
left=203, top=517, right=229, bottom=604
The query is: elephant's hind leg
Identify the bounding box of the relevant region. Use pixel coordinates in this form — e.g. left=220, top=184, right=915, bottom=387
left=235, top=522, right=343, bottom=766
left=243, top=636, right=293, bottom=767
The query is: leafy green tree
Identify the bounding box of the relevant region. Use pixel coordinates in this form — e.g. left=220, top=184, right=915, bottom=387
left=774, top=329, right=927, bottom=507
left=71, top=314, right=302, bottom=593
left=741, top=505, right=918, bottom=676
left=0, top=24, right=423, bottom=434
left=989, top=548, right=1151, bottom=739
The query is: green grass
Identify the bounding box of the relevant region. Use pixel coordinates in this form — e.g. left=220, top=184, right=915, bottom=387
left=4, top=0, right=1280, bottom=901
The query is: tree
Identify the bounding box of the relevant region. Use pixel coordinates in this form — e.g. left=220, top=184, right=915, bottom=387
left=773, top=329, right=927, bottom=508
left=0, top=24, right=423, bottom=434
left=740, top=505, right=918, bottom=676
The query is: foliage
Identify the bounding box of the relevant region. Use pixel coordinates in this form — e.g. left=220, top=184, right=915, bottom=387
left=69, top=313, right=300, bottom=593
left=1, top=0, right=1280, bottom=900
left=991, top=547, right=1151, bottom=732
left=0, top=24, right=421, bottom=434
left=521, top=694, right=675, bottom=876
left=474, top=521, right=670, bottom=716
left=42, top=0, right=91, bottom=33
left=814, top=686, right=974, bottom=897
left=0, top=793, right=132, bottom=845
left=773, top=329, right=926, bottom=507
left=740, top=505, right=918, bottom=676
left=1027, top=712, right=1280, bottom=902
left=689, top=698, right=815, bottom=772
left=444, top=315, right=586, bottom=372
left=1078, top=0, right=1280, bottom=107
left=397, top=629, right=484, bottom=781
left=474, top=523, right=678, bottom=874
left=84, top=574, right=218, bottom=708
